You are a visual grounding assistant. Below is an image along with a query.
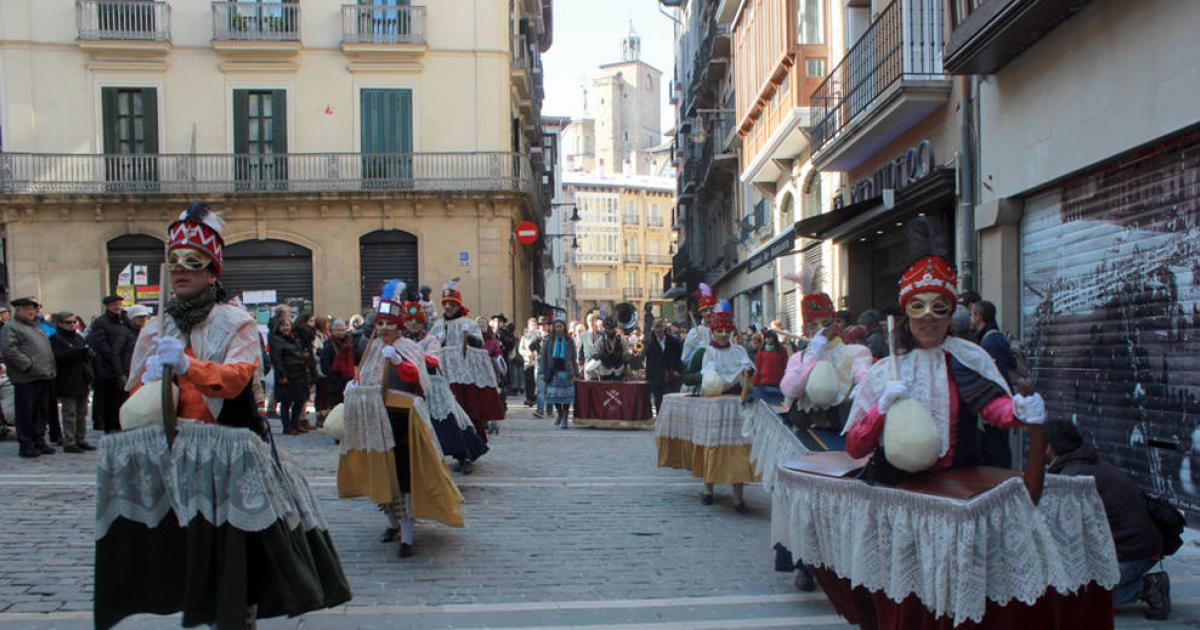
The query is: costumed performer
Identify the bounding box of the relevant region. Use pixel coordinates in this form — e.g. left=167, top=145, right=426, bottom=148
left=399, top=291, right=487, bottom=473
left=698, top=299, right=755, bottom=513
left=778, top=264, right=873, bottom=452
left=842, top=219, right=1046, bottom=483
left=430, top=278, right=506, bottom=443
left=97, top=201, right=350, bottom=630
left=338, top=279, right=464, bottom=558
left=540, top=312, right=578, bottom=429
left=590, top=315, right=629, bottom=381
left=681, top=282, right=717, bottom=364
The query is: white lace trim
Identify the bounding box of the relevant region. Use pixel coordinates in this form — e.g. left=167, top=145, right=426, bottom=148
left=769, top=470, right=1120, bottom=625
left=339, top=386, right=396, bottom=454
left=741, top=400, right=812, bottom=493
left=655, top=394, right=750, bottom=447
left=96, top=422, right=329, bottom=539
left=844, top=337, right=1012, bottom=457
left=426, top=373, right=474, bottom=431
left=701, top=344, right=754, bottom=386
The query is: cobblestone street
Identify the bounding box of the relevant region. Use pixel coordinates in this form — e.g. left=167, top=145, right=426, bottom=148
left=1, top=400, right=1200, bottom=628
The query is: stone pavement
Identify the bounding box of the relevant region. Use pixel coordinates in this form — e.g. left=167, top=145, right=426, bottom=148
left=0, top=398, right=1198, bottom=628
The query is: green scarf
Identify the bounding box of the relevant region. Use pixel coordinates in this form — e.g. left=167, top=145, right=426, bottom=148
left=164, top=286, right=220, bottom=335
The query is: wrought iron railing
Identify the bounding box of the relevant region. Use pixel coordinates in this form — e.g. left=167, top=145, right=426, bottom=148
left=646, top=253, right=671, bottom=264
left=212, top=1, right=300, bottom=42
left=623, top=287, right=645, bottom=298
left=77, top=0, right=169, bottom=41
left=342, top=4, right=425, bottom=45
left=0, top=152, right=534, bottom=196
left=809, top=0, right=946, bottom=153
left=624, top=253, right=644, bottom=263
left=648, top=216, right=664, bottom=227
left=622, top=213, right=640, bottom=225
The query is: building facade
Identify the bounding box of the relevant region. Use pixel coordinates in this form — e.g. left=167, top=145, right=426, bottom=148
left=0, top=0, right=552, bottom=322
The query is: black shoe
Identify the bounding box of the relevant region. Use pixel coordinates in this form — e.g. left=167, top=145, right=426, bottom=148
left=18, top=449, right=40, bottom=459
left=701, top=494, right=714, bottom=506
left=459, top=459, right=473, bottom=475
left=532, top=410, right=544, bottom=419
left=379, top=527, right=399, bottom=543
left=37, top=443, right=55, bottom=455
left=1142, top=571, right=1171, bottom=620
left=79, top=443, right=97, bottom=451
left=63, top=445, right=84, bottom=454
left=794, top=567, right=816, bottom=592
left=398, top=542, right=414, bottom=558
left=734, top=502, right=750, bottom=514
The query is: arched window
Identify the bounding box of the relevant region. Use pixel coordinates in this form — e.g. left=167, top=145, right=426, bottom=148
left=778, top=193, right=795, bottom=230
left=802, top=170, right=822, bottom=219
left=359, top=230, right=418, bottom=308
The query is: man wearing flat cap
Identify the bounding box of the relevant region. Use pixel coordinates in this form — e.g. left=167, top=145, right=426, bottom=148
left=87, top=294, right=135, bottom=433
left=0, top=297, right=57, bottom=457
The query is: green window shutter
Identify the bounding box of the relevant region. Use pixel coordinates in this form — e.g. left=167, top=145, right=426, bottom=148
left=398, top=89, right=412, bottom=153
left=272, top=89, right=288, bottom=154
left=140, top=88, right=159, bottom=154
left=233, top=89, right=249, bottom=154
left=101, top=88, right=118, bottom=154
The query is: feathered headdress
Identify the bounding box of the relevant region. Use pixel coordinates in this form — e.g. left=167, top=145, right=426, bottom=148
left=377, top=279, right=406, bottom=323
left=441, top=276, right=468, bottom=315
left=899, top=218, right=957, bottom=309
left=167, top=201, right=226, bottom=273
left=696, top=282, right=717, bottom=312
left=709, top=299, right=735, bottom=332
left=786, top=263, right=834, bottom=325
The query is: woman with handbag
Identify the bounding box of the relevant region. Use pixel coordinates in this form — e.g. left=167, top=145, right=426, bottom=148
left=540, top=313, right=578, bottom=429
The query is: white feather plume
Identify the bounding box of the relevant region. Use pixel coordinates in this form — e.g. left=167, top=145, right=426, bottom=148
left=784, top=263, right=823, bottom=296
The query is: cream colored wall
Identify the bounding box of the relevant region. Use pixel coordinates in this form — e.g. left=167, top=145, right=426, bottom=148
left=0, top=0, right=518, bottom=154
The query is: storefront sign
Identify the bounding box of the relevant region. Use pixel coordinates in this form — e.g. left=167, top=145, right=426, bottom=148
left=835, top=140, right=936, bottom=209
left=115, top=285, right=135, bottom=305
left=747, top=232, right=796, bottom=272
left=242, top=289, right=278, bottom=305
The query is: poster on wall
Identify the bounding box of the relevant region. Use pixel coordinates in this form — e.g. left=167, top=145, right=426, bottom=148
left=133, top=265, right=149, bottom=286
left=136, top=285, right=160, bottom=305
left=115, top=285, right=135, bottom=305
left=1021, top=133, right=1200, bottom=516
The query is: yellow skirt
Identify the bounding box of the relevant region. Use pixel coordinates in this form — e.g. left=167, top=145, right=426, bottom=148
left=337, top=448, right=401, bottom=505
left=656, top=437, right=759, bottom=485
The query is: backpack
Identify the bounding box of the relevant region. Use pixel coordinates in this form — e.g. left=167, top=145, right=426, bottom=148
left=982, top=329, right=1030, bottom=386
left=1143, top=492, right=1186, bottom=557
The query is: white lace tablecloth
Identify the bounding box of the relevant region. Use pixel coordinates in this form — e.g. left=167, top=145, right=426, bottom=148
left=96, top=422, right=330, bottom=539
left=770, top=468, right=1119, bottom=626
left=654, top=394, right=749, bottom=447
left=740, top=400, right=812, bottom=493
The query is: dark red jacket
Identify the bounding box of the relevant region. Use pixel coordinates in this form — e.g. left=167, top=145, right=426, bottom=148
left=753, top=348, right=787, bottom=387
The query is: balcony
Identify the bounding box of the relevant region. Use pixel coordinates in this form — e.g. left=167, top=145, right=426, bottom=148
left=623, top=287, right=646, bottom=299
left=211, top=1, right=300, bottom=57
left=76, top=0, right=171, bottom=55
left=943, top=0, right=1095, bottom=75
left=622, top=213, right=640, bottom=226
left=646, top=253, right=672, bottom=264
left=0, top=152, right=534, bottom=198
left=624, top=253, right=643, bottom=264
left=341, top=4, right=426, bottom=58
left=576, top=287, right=621, bottom=301
left=809, top=0, right=950, bottom=172
left=648, top=216, right=664, bottom=227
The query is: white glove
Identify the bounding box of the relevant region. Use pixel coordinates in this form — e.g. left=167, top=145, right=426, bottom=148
left=877, top=380, right=909, bottom=415
left=807, top=333, right=829, bottom=358
left=156, top=336, right=189, bottom=374
left=381, top=345, right=403, bottom=365
left=344, top=380, right=358, bottom=395
left=1013, top=392, right=1046, bottom=425
left=142, top=355, right=163, bottom=384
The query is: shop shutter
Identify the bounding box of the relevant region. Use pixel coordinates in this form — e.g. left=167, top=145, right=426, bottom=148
left=107, top=234, right=164, bottom=296
left=359, top=230, right=419, bottom=309
left=1020, top=132, right=1200, bottom=516
left=221, top=239, right=313, bottom=310
left=781, top=289, right=796, bottom=331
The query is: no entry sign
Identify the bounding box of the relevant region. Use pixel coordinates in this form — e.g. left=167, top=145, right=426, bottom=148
left=515, top=220, right=540, bottom=246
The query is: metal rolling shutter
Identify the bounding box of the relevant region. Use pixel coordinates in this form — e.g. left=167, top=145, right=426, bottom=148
left=221, top=239, right=313, bottom=307
left=360, top=230, right=419, bottom=308
left=1020, top=132, right=1200, bottom=515
left=107, top=234, right=164, bottom=294
left=781, top=289, right=796, bottom=331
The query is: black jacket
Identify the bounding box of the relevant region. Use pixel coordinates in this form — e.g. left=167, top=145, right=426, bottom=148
left=269, top=332, right=310, bottom=393
left=1048, top=447, right=1162, bottom=562
left=51, top=329, right=93, bottom=397
left=88, top=311, right=135, bottom=379
left=645, top=333, right=683, bottom=383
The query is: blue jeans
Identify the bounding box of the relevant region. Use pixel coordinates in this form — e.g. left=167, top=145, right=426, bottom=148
left=748, top=385, right=784, bottom=405
left=1113, top=557, right=1157, bottom=605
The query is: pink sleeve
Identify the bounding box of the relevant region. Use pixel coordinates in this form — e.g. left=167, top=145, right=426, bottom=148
left=845, top=405, right=886, bottom=458
left=980, top=395, right=1022, bottom=429
left=779, top=351, right=818, bottom=400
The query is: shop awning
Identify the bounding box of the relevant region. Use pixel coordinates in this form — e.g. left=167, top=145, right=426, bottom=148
left=793, top=168, right=957, bottom=243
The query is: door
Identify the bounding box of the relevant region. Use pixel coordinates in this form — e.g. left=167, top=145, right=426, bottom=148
left=360, top=88, right=413, bottom=187
left=233, top=89, right=288, bottom=190
left=1020, top=132, right=1200, bottom=517
left=101, top=87, right=158, bottom=191
left=222, top=239, right=313, bottom=313
left=357, top=0, right=413, bottom=41
left=359, top=230, right=418, bottom=309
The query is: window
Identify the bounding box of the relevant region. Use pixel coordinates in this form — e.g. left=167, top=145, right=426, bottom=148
left=101, top=87, right=158, bottom=186
left=360, top=88, right=412, bottom=184
left=779, top=194, right=795, bottom=229
left=233, top=89, right=288, bottom=185
left=806, top=58, right=826, bottom=77
left=582, top=271, right=613, bottom=288
left=802, top=171, right=823, bottom=219
left=625, top=270, right=637, bottom=289
left=797, top=0, right=823, bottom=45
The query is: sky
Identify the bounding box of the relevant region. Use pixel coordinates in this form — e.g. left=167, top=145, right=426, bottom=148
left=541, top=0, right=677, bottom=134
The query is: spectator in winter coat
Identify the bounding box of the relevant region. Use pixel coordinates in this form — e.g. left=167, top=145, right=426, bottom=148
left=0, top=297, right=57, bottom=458
left=857, top=310, right=888, bottom=360
left=88, top=295, right=135, bottom=433
left=1044, top=420, right=1170, bottom=619
left=972, top=300, right=1015, bottom=468
left=644, top=319, right=683, bottom=414
left=270, top=318, right=311, bottom=435
left=51, top=312, right=94, bottom=452
left=751, top=331, right=788, bottom=404
left=318, top=320, right=356, bottom=415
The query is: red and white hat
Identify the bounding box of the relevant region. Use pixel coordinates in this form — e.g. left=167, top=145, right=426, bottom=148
left=709, top=300, right=736, bottom=332
left=167, top=201, right=225, bottom=273
left=785, top=264, right=834, bottom=325
left=376, top=279, right=407, bottom=324
left=696, top=282, right=717, bottom=313
left=441, top=277, right=470, bottom=316
left=401, top=300, right=426, bottom=325
left=899, top=256, right=958, bottom=309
